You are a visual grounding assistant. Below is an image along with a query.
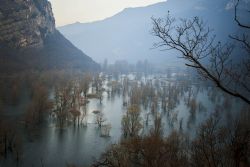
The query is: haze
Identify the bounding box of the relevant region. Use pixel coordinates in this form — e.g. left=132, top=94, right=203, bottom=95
left=48, top=0, right=166, bottom=26
left=1, top=0, right=250, bottom=166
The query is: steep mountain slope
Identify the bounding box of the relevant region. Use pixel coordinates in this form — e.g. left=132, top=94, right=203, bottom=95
left=59, top=0, right=238, bottom=65
left=0, top=0, right=99, bottom=73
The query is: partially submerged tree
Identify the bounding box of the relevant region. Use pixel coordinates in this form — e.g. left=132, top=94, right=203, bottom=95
left=94, top=109, right=250, bottom=167
left=101, top=123, right=112, bottom=137
left=79, top=73, right=92, bottom=97
left=69, top=108, right=81, bottom=126
left=54, top=78, right=73, bottom=128
left=122, top=105, right=142, bottom=138
left=93, top=110, right=106, bottom=127
left=0, top=120, right=23, bottom=162
left=25, top=84, right=52, bottom=127
left=94, top=129, right=189, bottom=167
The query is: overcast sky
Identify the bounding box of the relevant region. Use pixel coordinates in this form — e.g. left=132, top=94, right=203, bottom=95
left=48, top=0, right=165, bottom=26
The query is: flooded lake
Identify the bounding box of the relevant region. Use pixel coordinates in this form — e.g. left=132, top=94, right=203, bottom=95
left=0, top=73, right=243, bottom=167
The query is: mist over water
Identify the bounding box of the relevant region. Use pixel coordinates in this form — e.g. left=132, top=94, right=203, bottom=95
left=0, top=0, right=249, bottom=166
left=0, top=71, right=244, bottom=166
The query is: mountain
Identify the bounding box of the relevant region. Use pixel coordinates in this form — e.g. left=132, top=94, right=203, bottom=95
left=58, top=0, right=238, bottom=66
left=0, top=0, right=99, bottom=73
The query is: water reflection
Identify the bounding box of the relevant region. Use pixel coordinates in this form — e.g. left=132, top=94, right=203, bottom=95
left=0, top=73, right=243, bottom=167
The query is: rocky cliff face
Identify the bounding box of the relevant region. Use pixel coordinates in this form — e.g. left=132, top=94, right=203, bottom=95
left=0, top=0, right=55, bottom=48
left=0, top=0, right=99, bottom=72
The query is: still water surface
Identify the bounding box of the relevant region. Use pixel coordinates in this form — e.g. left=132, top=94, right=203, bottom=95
left=0, top=74, right=241, bottom=167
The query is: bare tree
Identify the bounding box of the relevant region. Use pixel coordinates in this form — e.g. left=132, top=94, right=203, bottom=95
left=122, top=105, right=142, bottom=138
left=25, top=84, right=52, bottom=126
left=79, top=73, right=92, bottom=97
left=101, top=123, right=112, bottom=137
left=0, top=121, right=23, bottom=161
left=229, top=0, right=250, bottom=103
left=191, top=110, right=250, bottom=167
left=234, top=0, right=250, bottom=29
left=191, top=113, right=228, bottom=167
left=151, top=12, right=250, bottom=104
left=94, top=111, right=106, bottom=128
left=54, top=78, right=72, bottom=128
left=93, top=130, right=189, bottom=167
left=69, top=108, right=81, bottom=126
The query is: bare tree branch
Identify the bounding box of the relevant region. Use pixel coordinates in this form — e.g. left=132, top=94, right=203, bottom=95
left=151, top=14, right=250, bottom=105
left=234, top=0, right=250, bottom=29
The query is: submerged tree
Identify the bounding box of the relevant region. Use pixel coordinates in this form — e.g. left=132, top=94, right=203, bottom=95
left=54, top=78, right=72, bottom=128
left=69, top=108, right=81, bottom=126
left=94, top=110, right=106, bottom=128
left=25, top=84, right=52, bottom=127
left=101, top=123, right=112, bottom=137
left=122, top=105, right=142, bottom=138
left=0, top=121, right=23, bottom=162
left=92, top=2, right=250, bottom=167
left=94, top=129, right=189, bottom=167
left=79, top=73, right=92, bottom=97
left=94, top=109, right=250, bottom=167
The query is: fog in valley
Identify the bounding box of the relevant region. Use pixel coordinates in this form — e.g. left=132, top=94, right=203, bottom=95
left=0, top=0, right=249, bottom=167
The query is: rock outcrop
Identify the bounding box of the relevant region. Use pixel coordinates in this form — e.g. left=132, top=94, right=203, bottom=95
left=0, top=0, right=99, bottom=72
left=0, top=0, right=55, bottom=48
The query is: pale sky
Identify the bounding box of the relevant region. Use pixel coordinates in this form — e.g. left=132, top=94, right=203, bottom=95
left=48, top=0, right=165, bottom=27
